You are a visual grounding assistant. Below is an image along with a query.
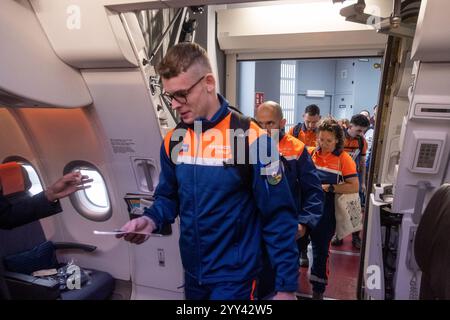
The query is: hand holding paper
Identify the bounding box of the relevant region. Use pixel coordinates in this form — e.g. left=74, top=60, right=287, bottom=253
left=114, top=216, right=157, bottom=244
left=93, top=229, right=162, bottom=237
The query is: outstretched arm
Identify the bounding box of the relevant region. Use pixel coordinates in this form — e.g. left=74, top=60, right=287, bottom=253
left=45, top=172, right=92, bottom=202
left=0, top=172, right=92, bottom=230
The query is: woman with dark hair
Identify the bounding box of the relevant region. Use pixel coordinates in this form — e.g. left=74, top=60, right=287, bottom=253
left=307, top=117, right=359, bottom=299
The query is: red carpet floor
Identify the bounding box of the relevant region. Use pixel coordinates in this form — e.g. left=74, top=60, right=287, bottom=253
left=297, top=234, right=360, bottom=300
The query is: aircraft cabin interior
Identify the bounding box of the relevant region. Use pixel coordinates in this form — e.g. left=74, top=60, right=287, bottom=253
left=0, top=0, right=449, bottom=300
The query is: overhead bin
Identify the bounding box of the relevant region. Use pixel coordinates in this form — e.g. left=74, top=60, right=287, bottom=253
left=0, top=1, right=92, bottom=108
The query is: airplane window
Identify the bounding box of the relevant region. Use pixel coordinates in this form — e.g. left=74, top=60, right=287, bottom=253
left=64, top=161, right=112, bottom=222
left=2, top=157, right=43, bottom=196
left=79, top=168, right=108, bottom=208
left=22, top=163, right=44, bottom=195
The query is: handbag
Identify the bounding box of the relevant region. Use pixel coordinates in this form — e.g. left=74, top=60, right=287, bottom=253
left=334, top=158, right=362, bottom=240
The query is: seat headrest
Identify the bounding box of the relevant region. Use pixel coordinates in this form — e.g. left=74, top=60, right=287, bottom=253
left=0, top=162, right=25, bottom=195
left=414, top=183, right=450, bottom=273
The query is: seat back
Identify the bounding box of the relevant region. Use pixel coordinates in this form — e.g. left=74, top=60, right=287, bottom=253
left=414, top=184, right=450, bottom=299
left=0, top=162, right=27, bottom=195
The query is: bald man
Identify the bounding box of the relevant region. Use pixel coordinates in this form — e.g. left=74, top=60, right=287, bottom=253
left=255, top=101, right=324, bottom=299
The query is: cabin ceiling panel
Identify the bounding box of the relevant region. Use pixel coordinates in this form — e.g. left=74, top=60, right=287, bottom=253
left=217, top=0, right=389, bottom=54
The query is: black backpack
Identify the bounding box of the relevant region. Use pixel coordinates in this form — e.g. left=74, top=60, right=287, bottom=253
left=168, top=106, right=254, bottom=187
left=349, top=134, right=364, bottom=160
left=292, top=123, right=303, bottom=139
left=356, top=134, right=364, bottom=154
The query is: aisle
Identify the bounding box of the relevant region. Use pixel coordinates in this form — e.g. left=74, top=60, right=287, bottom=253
left=296, top=234, right=360, bottom=300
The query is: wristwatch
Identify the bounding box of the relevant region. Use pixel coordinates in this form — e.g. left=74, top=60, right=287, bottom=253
left=328, top=184, right=335, bottom=193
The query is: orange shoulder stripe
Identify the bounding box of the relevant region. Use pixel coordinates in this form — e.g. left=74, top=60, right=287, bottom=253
left=163, top=128, right=176, bottom=156
left=279, top=134, right=305, bottom=159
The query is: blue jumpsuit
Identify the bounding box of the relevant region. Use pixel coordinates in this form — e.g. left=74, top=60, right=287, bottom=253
left=308, top=147, right=358, bottom=294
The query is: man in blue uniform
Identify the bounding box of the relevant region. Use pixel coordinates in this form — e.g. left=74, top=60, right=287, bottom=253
left=288, top=104, right=322, bottom=265
left=289, top=104, right=321, bottom=148
left=118, top=43, right=299, bottom=300
left=255, top=101, right=323, bottom=299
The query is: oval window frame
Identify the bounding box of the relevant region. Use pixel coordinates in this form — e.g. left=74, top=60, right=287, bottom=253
left=64, top=160, right=112, bottom=222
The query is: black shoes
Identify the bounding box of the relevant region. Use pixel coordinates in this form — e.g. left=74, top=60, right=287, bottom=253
left=312, top=291, right=324, bottom=300
left=299, top=253, right=309, bottom=268
left=352, top=237, right=362, bottom=250
left=331, top=235, right=362, bottom=250
left=331, top=235, right=343, bottom=246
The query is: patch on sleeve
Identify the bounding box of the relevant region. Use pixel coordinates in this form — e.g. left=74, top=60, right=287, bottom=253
left=261, top=160, right=283, bottom=185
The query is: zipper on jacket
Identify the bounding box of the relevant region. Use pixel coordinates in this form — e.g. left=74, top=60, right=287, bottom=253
left=193, top=129, right=202, bottom=284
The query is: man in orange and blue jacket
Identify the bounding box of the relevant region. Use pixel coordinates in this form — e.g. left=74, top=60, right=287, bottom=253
left=256, top=101, right=324, bottom=299
left=118, top=43, right=299, bottom=300
left=289, top=104, right=321, bottom=148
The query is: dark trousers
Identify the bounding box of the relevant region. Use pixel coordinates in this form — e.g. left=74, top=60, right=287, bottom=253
left=309, top=193, right=336, bottom=294
left=298, top=235, right=310, bottom=256
left=358, top=173, right=365, bottom=207
left=184, top=272, right=256, bottom=300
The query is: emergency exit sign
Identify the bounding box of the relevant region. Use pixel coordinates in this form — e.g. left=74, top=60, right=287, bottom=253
left=255, top=92, right=264, bottom=108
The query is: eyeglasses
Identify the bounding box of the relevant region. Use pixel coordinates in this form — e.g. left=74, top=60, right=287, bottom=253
left=161, top=75, right=205, bottom=105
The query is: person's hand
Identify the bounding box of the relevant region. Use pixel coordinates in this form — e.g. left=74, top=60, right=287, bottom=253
left=322, top=184, right=330, bottom=192
left=116, top=216, right=156, bottom=244
left=361, top=183, right=366, bottom=194
left=295, top=224, right=306, bottom=240
left=45, top=172, right=93, bottom=202
left=272, top=292, right=297, bottom=300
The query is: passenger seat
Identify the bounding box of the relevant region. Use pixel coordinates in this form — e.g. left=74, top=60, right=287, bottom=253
left=0, top=162, right=115, bottom=300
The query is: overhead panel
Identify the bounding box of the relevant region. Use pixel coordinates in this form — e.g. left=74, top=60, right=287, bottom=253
left=411, top=0, right=450, bottom=62
left=30, top=0, right=139, bottom=68
left=217, top=0, right=390, bottom=55
left=30, top=0, right=266, bottom=69
left=0, top=0, right=92, bottom=108
left=104, top=0, right=265, bottom=12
